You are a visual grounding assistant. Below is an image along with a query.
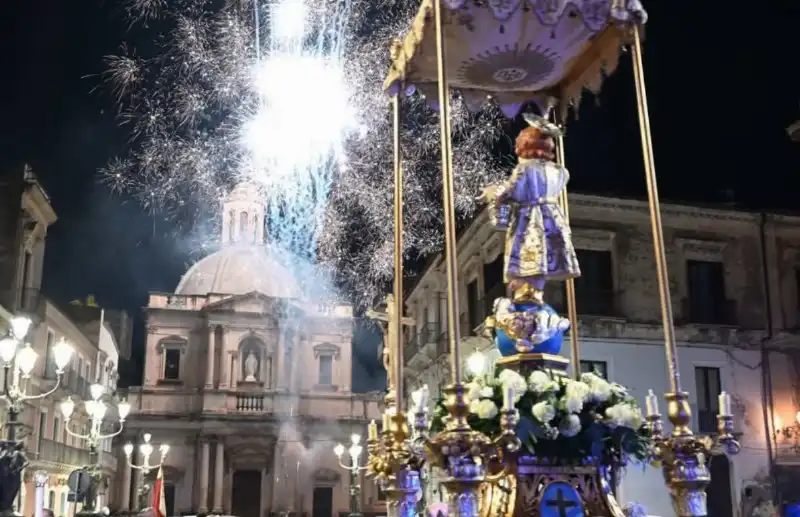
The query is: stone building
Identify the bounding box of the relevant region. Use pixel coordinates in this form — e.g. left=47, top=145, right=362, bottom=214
left=119, top=184, right=383, bottom=517
left=402, top=193, right=800, bottom=516
left=0, top=165, right=125, bottom=517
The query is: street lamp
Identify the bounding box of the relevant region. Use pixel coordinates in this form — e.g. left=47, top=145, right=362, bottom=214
left=334, top=434, right=367, bottom=517
left=0, top=315, right=73, bottom=516
left=60, top=383, right=130, bottom=517
left=124, top=433, right=169, bottom=475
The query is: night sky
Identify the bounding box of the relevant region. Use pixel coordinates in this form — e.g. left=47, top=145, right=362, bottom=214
left=1, top=1, right=799, bottom=383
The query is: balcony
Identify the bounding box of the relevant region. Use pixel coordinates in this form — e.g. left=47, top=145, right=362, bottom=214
left=34, top=439, right=90, bottom=467
left=44, top=368, right=92, bottom=400
left=681, top=298, right=738, bottom=326
left=125, top=388, right=381, bottom=420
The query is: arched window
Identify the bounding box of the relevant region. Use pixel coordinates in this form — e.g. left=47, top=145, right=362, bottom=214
left=228, top=210, right=235, bottom=242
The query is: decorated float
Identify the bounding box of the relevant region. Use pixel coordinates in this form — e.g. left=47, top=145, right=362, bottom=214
left=364, top=2, right=741, bottom=517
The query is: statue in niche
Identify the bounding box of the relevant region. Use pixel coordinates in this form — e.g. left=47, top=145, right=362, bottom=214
left=244, top=350, right=259, bottom=382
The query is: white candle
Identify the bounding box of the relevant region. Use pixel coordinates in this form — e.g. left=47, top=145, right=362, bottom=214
left=368, top=420, right=378, bottom=440
left=645, top=389, right=659, bottom=416
left=382, top=411, right=391, bottom=431
left=503, top=385, right=514, bottom=411
left=719, top=392, right=731, bottom=416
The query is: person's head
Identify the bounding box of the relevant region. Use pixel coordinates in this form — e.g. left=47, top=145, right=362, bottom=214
left=515, top=127, right=555, bottom=161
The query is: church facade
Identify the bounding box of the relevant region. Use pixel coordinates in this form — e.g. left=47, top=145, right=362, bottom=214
left=117, top=184, right=383, bottom=517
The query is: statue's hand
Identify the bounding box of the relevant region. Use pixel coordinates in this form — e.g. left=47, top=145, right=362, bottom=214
left=479, top=185, right=500, bottom=204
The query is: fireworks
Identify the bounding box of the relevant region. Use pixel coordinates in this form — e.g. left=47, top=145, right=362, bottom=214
left=103, top=0, right=508, bottom=306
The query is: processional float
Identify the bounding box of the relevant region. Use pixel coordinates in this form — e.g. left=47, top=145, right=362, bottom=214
left=365, top=1, right=742, bottom=517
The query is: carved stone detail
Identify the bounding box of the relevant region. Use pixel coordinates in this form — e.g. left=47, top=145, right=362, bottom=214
left=572, top=228, right=616, bottom=252
left=156, top=337, right=188, bottom=354
left=312, top=342, right=341, bottom=359
left=676, top=238, right=727, bottom=262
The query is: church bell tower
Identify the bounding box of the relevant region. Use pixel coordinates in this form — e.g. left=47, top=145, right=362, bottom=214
left=221, top=183, right=266, bottom=246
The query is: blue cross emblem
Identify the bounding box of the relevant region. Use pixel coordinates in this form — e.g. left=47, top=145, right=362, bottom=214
left=540, top=482, right=584, bottom=517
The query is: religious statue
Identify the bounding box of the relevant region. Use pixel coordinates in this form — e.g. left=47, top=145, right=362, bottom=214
left=244, top=351, right=258, bottom=382
left=483, top=113, right=580, bottom=305
left=481, top=113, right=579, bottom=356
left=0, top=440, right=26, bottom=513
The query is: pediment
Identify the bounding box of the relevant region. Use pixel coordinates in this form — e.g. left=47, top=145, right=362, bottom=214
left=314, top=468, right=341, bottom=483
left=203, top=291, right=283, bottom=318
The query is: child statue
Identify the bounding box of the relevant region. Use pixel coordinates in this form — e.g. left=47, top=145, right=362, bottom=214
left=484, top=113, right=580, bottom=305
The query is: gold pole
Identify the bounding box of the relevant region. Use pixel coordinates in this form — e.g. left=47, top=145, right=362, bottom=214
left=555, top=132, right=580, bottom=380
left=630, top=25, right=681, bottom=396
left=433, top=0, right=462, bottom=385
left=392, top=93, right=405, bottom=413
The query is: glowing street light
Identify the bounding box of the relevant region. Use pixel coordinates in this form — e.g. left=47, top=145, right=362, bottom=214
left=334, top=433, right=367, bottom=517
left=124, top=433, right=169, bottom=475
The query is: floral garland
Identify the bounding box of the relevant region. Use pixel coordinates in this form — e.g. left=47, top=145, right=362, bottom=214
left=430, top=368, right=654, bottom=466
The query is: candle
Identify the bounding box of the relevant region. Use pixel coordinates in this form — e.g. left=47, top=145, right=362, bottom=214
left=368, top=420, right=378, bottom=440
left=503, top=385, right=514, bottom=411
left=645, top=389, right=659, bottom=416
left=719, top=392, right=731, bottom=417
left=382, top=411, right=391, bottom=431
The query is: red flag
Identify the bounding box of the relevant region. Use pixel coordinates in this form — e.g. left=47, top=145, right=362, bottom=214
left=151, top=467, right=167, bottom=517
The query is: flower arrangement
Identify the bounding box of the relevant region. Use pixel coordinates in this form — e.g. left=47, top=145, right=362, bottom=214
left=430, top=368, right=654, bottom=466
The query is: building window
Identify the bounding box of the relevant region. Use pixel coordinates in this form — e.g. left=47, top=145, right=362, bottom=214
left=686, top=260, right=729, bottom=324
left=48, top=490, right=55, bottom=511
left=482, top=255, right=504, bottom=314
left=52, top=417, right=60, bottom=442
left=695, top=366, right=721, bottom=433
left=164, top=349, right=181, bottom=380
left=580, top=360, right=608, bottom=379
left=466, top=279, right=481, bottom=335
left=318, top=355, right=333, bottom=386
left=575, top=249, right=614, bottom=316
left=37, top=411, right=46, bottom=451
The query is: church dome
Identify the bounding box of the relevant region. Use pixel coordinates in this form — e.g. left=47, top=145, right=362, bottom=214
left=175, top=245, right=301, bottom=298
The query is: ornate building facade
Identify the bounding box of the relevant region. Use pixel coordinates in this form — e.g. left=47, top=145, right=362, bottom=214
left=403, top=193, right=800, bottom=516
left=119, top=184, right=382, bottom=517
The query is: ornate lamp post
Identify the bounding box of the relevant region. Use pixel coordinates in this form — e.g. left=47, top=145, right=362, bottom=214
left=123, top=434, right=169, bottom=510
left=0, top=315, right=73, bottom=517
left=334, top=434, right=367, bottom=517
left=60, top=384, right=130, bottom=517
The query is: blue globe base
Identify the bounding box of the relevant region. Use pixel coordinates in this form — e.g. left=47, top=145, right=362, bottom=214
left=494, top=302, right=565, bottom=357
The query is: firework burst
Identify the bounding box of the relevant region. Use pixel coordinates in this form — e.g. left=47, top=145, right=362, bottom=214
left=102, top=0, right=508, bottom=306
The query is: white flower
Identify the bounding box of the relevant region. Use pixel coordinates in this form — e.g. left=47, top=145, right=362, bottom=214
left=564, top=379, right=591, bottom=413
left=466, top=381, right=482, bottom=402
left=479, top=386, right=494, bottom=398
left=528, top=370, right=558, bottom=393
left=473, top=399, right=499, bottom=419
left=498, top=369, right=526, bottom=402
left=532, top=401, right=556, bottom=424
left=611, top=383, right=628, bottom=396
left=605, top=403, right=644, bottom=429
left=559, top=414, right=582, bottom=437
left=581, top=372, right=613, bottom=403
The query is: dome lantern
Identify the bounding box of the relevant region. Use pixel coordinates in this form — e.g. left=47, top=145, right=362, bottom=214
left=221, top=182, right=266, bottom=246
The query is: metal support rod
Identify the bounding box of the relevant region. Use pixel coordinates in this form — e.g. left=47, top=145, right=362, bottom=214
left=555, top=132, right=580, bottom=379
left=631, top=25, right=681, bottom=394
left=6, top=408, right=17, bottom=441
left=392, top=94, right=405, bottom=412
left=433, top=0, right=462, bottom=385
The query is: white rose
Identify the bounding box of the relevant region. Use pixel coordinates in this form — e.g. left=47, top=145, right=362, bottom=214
left=559, top=414, right=582, bottom=438
left=532, top=401, right=556, bottom=424
left=475, top=399, right=499, bottom=419
left=605, top=403, right=644, bottom=429
left=564, top=380, right=590, bottom=413
left=528, top=370, right=557, bottom=393
left=582, top=375, right=612, bottom=403
left=479, top=386, right=494, bottom=398
left=498, top=369, right=526, bottom=402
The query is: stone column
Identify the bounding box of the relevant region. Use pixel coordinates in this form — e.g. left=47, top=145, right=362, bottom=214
left=260, top=467, right=271, bottom=517
left=198, top=441, right=210, bottom=513
left=213, top=441, right=224, bottom=512
left=206, top=326, right=216, bottom=388
left=276, top=329, right=286, bottom=390
left=120, top=456, right=132, bottom=510
left=225, top=467, right=233, bottom=514
left=219, top=327, right=230, bottom=389
left=231, top=352, right=239, bottom=388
